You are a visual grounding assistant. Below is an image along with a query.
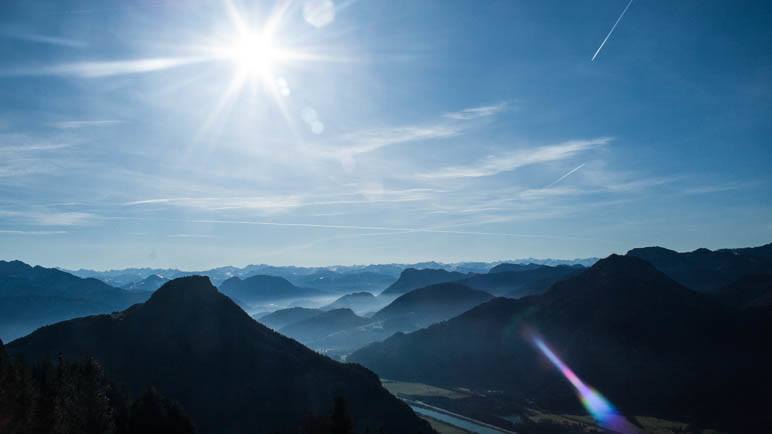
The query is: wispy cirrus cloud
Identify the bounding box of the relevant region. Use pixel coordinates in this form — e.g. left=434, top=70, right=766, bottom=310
left=0, top=210, right=94, bottom=226
left=336, top=125, right=461, bottom=156
left=123, top=195, right=304, bottom=213
left=680, top=182, right=748, bottom=195
left=323, top=102, right=508, bottom=160
left=168, top=233, right=217, bottom=239
left=122, top=188, right=438, bottom=212
left=150, top=216, right=602, bottom=242
left=0, top=143, right=72, bottom=153
left=417, top=137, right=611, bottom=179
left=0, top=57, right=202, bottom=78
left=0, top=134, right=73, bottom=152
left=2, top=31, right=86, bottom=48
left=0, top=229, right=68, bottom=235
left=443, top=102, right=508, bottom=120
left=51, top=120, right=123, bottom=129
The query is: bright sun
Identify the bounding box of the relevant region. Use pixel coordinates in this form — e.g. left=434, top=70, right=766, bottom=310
left=223, top=32, right=280, bottom=78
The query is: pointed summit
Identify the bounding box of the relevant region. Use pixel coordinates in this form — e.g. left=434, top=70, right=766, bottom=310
left=556, top=253, right=678, bottom=293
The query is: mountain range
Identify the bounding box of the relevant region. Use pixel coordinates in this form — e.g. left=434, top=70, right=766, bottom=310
left=68, top=258, right=598, bottom=293
left=457, top=264, right=583, bottom=298
left=7, top=276, right=432, bottom=434
left=626, top=243, right=772, bottom=292
left=4, top=243, right=771, bottom=432
left=349, top=254, right=772, bottom=432
left=0, top=260, right=150, bottom=341
left=272, top=282, right=494, bottom=355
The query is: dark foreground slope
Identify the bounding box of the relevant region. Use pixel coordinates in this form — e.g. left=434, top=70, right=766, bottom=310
left=717, top=274, right=772, bottom=308
left=8, top=276, right=432, bottom=434
left=350, top=255, right=772, bottom=432
left=0, top=338, right=196, bottom=434
left=0, top=260, right=150, bottom=341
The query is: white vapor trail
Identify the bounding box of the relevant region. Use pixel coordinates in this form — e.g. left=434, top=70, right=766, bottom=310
left=592, top=0, right=634, bottom=62
left=546, top=163, right=585, bottom=188
left=101, top=215, right=605, bottom=242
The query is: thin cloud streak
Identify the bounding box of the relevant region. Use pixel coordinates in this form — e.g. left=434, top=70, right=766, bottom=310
left=188, top=218, right=605, bottom=242
left=0, top=210, right=94, bottom=226
left=0, top=229, right=68, bottom=235
left=324, top=103, right=508, bottom=159
left=592, top=0, right=634, bottom=62
left=52, top=120, right=123, bottom=129
left=418, top=138, right=610, bottom=179
left=122, top=189, right=438, bottom=211
left=443, top=102, right=508, bottom=120
left=0, top=143, right=72, bottom=152
left=102, top=214, right=605, bottom=242
left=3, top=31, right=86, bottom=48
left=0, top=57, right=203, bottom=78
left=337, top=125, right=461, bottom=156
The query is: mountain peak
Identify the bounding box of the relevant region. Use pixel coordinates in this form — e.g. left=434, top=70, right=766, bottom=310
left=556, top=254, right=680, bottom=292
left=146, top=275, right=220, bottom=306
left=625, top=245, right=677, bottom=256
left=587, top=253, right=663, bottom=277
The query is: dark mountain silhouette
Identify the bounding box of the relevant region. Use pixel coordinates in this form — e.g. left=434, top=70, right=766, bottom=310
left=373, top=282, right=493, bottom=329
left=626, top=243, right=772, bottom=292
left=280, top=308, right=371, bottom=346
left=122, top=274, right=169, bottom=292
left=487, top=263, right=544, bottom=273
left=7, top=276, right=432, bottom=434
left=0, top=260, right=150, bottom=341
left=717, top=274, right=772, bottom=308
left=256, top=306, right=323, bottom=330
left=350, top=255, right=772, bottom=432
left=459, top=265, right=583, bottom=298
left=728, top=242, right=772, bottom=259
left=380, top=268, right=469, bottom=296
left=321, top=292, right=383, bottom=314
left=219, top=274, right=324, bottom=308
left=1, top=260, right=132, bottom=300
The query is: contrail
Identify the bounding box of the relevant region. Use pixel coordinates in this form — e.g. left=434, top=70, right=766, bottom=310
left=592, top=0, right=634, bottom=62
left=546, top=163, right=585, bottom=188
left=99, top=215, right=607, bottom=242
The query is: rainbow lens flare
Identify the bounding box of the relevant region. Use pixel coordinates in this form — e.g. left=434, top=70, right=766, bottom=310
left=532, top=336, right=641, bottom=433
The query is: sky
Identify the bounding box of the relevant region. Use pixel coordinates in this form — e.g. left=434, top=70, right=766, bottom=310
left=0, top=0, right=770, bottom=270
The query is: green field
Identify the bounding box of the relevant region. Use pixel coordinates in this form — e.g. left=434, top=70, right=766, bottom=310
left=381, top=379, right=470, bottom=399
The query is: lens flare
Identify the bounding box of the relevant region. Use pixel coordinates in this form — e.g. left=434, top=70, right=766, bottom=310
left=531, top=336, right=641, bottom=433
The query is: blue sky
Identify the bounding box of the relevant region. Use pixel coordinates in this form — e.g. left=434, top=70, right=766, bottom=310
left=0, top=0, right=770, bottom=269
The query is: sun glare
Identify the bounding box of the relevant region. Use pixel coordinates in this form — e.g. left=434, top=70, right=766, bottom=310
left=222, top=31, right=280, bottom=78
